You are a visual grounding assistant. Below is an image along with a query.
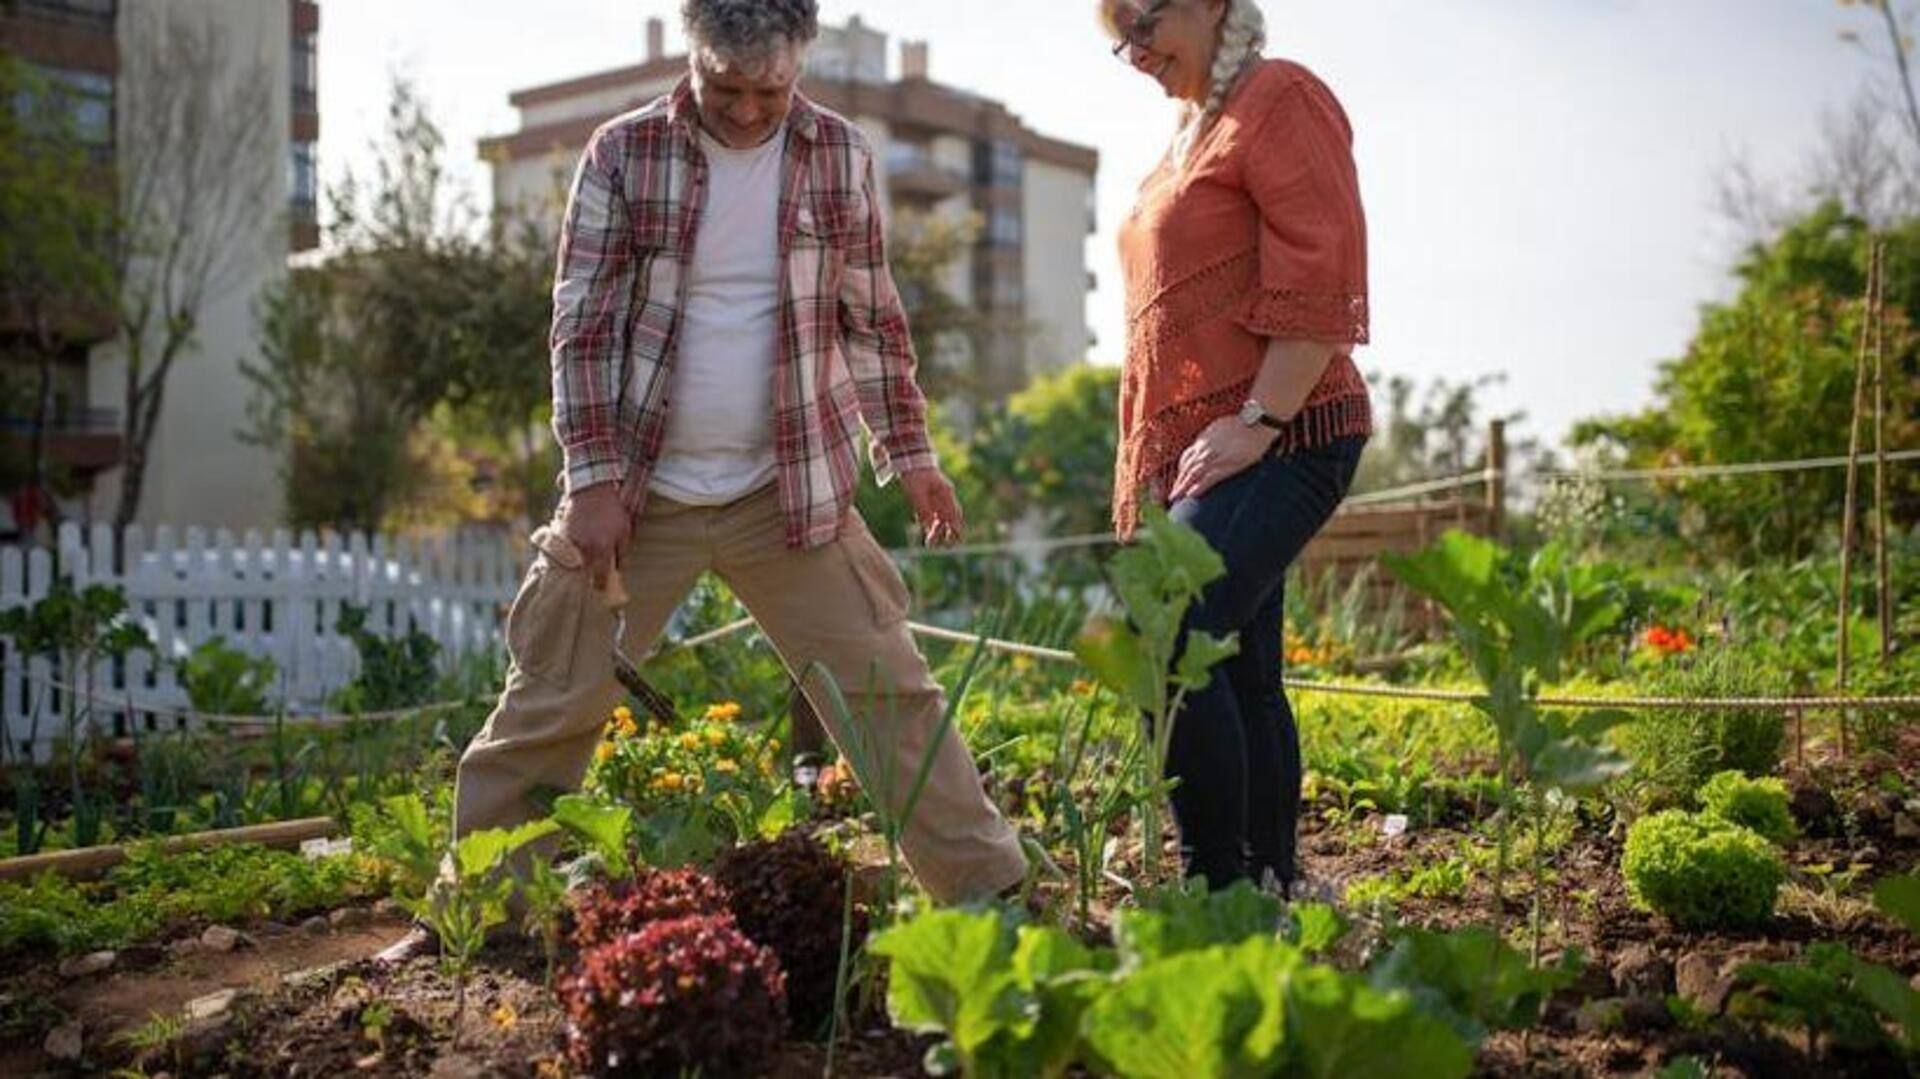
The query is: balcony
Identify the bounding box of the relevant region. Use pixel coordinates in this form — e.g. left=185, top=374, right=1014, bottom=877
left=9, top=0, right=116, bottom=32
left=0, top=406, right=124, bottom=473
left=886, top=144, right=967, bottom=203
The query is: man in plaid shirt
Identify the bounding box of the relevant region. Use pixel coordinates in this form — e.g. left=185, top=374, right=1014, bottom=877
left=380, top=1, right=1025, bottom=961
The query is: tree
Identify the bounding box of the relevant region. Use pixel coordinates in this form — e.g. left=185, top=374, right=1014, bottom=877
left=1572, top=201, right=1920, bottom=559
left=244, top=80, right=556, bottom=531
left=108, top=4, right=278, bottom=531
left=0, top=56, right=115, bottom=540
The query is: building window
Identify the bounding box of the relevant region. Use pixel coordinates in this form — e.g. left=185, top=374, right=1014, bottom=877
left=973, top=138, right=1023, bottom=190
left=17, top=65, right=114, bottom=147
left=987, top=206, right=1022, bottom=247
left=290, top=141, right=317, bottom=220
left=291, top=30, right=318, bottom=113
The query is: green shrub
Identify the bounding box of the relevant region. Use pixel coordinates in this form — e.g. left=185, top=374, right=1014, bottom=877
left=1615, top=651, right=1784, bottom=807
left=1623, top=810, right=1784, bottom=930
left=1696, top=770, right=1796, bottom=845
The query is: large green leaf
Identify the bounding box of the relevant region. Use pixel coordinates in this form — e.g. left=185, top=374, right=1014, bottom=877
left=1172, top=630, right=1239, bottom=695
left=1285, top=903, right=1349, bottom=956
left=1368, top=928, right=1578, bottom=1044
left=1873, top=872, right=1920, bottom=938
left=453, top=819, right=556, bottom=880
left=552, top=794, right=634, bottom=877
left=1284, top=964, right=1473, bottom=1079
left=1081, top=937, right=1294, bottom=1079
left=1075, top=615, right=1161, bottom=716
left=1848, top=955, right=1920, bottom=1050
left=870, top=907, right=1022, bottom=1065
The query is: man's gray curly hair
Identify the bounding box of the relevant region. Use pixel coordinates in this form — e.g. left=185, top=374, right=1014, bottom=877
left=682, top=0, right=821, bottom=62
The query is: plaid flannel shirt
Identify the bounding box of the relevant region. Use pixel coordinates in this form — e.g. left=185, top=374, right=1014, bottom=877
left=550, top=79, right=936, bottom=549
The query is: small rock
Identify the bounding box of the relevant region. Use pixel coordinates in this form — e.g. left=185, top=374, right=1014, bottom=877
left=167, top=937, right=203, bottom=959
left=330, top=906, right=372, bottom=929
left=200, top=925, right=248, bottom=953
left=301, top=915, right=331, bottom=935
left=183, top=988, right=238, bottom=1023
left=282, top=961, right=344, bottom=990
left=1611, top=943, right=1675, bottom=999
left=1620, top=995, right=1674, bottom=1034
left=44, top=1020, right=82, bottom=1061
left=1676, top=951, right=1736, bottom=1014
left=1895, top=812, right=1919, bottom=840
left=1575, top=997, right=1626, bottom=1034
left=58, top=950, right=116, bottom=978
left=118, top=943, right=167, bottom=971
left=372, top=897, right=402, bottom=918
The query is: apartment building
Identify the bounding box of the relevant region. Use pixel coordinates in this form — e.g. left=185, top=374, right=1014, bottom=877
left=0, top=0, right=319, bottom=536
left=480, top=15, right=1099, bottom=402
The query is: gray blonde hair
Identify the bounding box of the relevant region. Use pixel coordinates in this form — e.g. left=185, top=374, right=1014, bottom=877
left=682, top=0, right=820, bottom=64
left=1173, top=0, right=1267, bottom=164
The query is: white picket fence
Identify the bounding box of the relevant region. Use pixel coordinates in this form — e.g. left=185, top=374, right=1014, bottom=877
left=1, top=522, right=530, bottom=760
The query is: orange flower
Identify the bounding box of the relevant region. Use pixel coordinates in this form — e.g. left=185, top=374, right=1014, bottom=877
left=704, top=701, right=743, bottom=723
left=595, top=742, right=617, bottom=765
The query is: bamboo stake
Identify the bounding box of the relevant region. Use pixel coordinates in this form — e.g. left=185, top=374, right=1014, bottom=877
left=1837, top=240, right=1879, bottom=756
left=1872, top=238, right=1893, bottom=665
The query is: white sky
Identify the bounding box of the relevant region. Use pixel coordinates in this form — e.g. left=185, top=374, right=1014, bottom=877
left=317, top=1, right=1872, bottom=449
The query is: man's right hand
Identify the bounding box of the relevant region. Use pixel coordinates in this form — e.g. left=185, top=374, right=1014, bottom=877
left=556, top=484, right=630, bottom=588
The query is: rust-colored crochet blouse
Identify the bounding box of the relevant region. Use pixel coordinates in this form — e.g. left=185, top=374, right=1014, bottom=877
left=1114, top=58, right=1372, bottom=536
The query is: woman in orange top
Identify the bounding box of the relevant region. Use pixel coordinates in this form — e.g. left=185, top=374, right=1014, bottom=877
left=1100, top=0, right=1373, bottom=894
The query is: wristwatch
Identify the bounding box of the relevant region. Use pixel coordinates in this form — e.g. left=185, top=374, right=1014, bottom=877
left=1237, top=398, right=1287, bottom=431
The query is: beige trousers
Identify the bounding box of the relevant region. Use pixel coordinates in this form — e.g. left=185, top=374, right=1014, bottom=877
left=453, top=483, right=1026, bottom=904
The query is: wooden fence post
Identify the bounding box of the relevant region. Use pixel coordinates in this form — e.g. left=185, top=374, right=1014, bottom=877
left=1485, top=419, right=1507, bottom=539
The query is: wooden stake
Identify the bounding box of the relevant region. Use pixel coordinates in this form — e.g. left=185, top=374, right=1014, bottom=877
left=1837, top=240, right=1878, bottom=754
left=0, top=816, right=337, bottom=883
left=1872, top=238, right=1894, bottom=665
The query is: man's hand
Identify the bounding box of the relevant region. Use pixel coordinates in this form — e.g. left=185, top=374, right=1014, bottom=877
left=1168, top=418, right=1279, bottom=503
left=556, top=484, right=630, bottom=587
left=899, top=469, right=966, bottom=547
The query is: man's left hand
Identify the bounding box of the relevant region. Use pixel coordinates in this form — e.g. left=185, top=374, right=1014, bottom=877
left=1169, top=417, right=1279, bottom=503
left=900, top=469, right=966, bottom=547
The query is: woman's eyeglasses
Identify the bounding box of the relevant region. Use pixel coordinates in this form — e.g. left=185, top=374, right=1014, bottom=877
left=1110, top=0, right=1173, bottom=60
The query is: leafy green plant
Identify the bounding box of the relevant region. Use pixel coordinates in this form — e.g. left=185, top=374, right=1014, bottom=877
left=872, top=905, right=1109, bottom=1079
left=364, top=792, right=553, bottom=1039
left=1367, top=928, right=1580, bottom=1046
left=330, top=603, right=441, bottom=713
left=1622, top=810, right=1784, bottom=930
left=1615, top=649, right=1785, bottom=808
left=1075, top=504, right=1239, bottom=883
left=1081, top=935, right=1474, bottom=1079
left=174, top=636, right=278, bottom=716
left=1113, top=879, right=1282, bottom=969
left=1733, top=942, right=1911, bottom=1060
left=1386, top=533, right=1631, bottom=958
left=517, top=857, right=569, bottom=989
left=0, top=576, right=153, bottom=848
left=1697, top=769, right=1796, bottom=845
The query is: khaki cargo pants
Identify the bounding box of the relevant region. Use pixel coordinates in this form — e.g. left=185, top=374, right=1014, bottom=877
left=453, top=483, right=1026, bottom=904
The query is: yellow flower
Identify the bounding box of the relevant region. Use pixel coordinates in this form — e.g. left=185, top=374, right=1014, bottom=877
left=1011, top=654, right=1035, bottom=674
left=760, top=757, right=776, bottom=777
left=678, top=732, right=701, bottom=751
left=705, top=701, right=743, bottom=722
left=1070, top=679, right=1095, bottom=696
left=595, top=742, right=617, bottom=765
left=613, top=715, right=639, bottom=738
left=613, top=705, right=634, bottom=724
left=715, top=758, right=739, bottom=774
left=490, top=1003, right=518, bottom=1030
left=660, top=773, right=684, bottom=791
left=705, top=728, right=727, bottom=748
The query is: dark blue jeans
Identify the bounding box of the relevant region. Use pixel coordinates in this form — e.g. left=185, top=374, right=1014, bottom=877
left=1163, top=435, right=1367, bottom=891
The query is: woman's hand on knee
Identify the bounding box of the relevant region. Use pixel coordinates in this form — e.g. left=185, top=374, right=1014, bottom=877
left=1170, top=418, right=1278, bottom=502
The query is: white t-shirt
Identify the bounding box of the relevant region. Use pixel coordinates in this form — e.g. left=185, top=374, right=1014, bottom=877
left=648, top=128, right=786, bottom=505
